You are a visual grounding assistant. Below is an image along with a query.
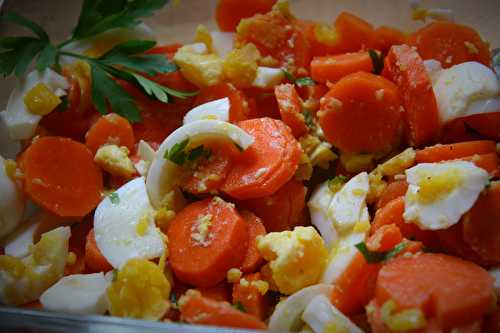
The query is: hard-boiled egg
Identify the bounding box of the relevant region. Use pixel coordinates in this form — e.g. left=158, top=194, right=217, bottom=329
left=0, top=111, right=21, bottom=159
left=4, top=217, right=39, bottom=258
left=40, top=273, right=110, bottom=315
left=268, top=284, right=334, bottom=332
left=210, top=32, right=235, bottom=58
left=134, top=140, right=157, bottom=177
left=403, top=160, right=489, bottom=230
left=94, top=177, right=165, bottom=269
left=2, top=68, right=69, bottom=140
left=183, top=98, right=230, bottom=124
left=252, top=67, right=285, bottom=89
left=0, top=155, right=25, bottom=239
left=302, top=294, right=363, bottom=333
left=431, top=61, right=500, bottom=124
left=308, top=181, right=338, bottom=248
left=146, top=119, right=254, bottom=209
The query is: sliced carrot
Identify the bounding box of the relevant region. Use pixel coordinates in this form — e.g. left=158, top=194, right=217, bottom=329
left=222, top=118, right=302, bottom=200
left=366, top=224, right=403, bottom=252
left=334, top=12, right=375, bottom=53
left=180, top=291, right=267, bottom=329
left=375, top=253, right=494, bottom=331
left=85, top=228, right=113, bottom=273
left=383, top=44, right=440, bottom=147
left=146, top=43, right=183, bottom=60
left=22, top=301, right=43, bottom=310
left=215, top=0, right=277, bottom=32
left=194, top=83, right=249, bottom=122
left=235, top=9, right=310, bottom=69
left=375, top=180, right=408, bottom=210
left=441, top=112, right=500, bottom=143
left=331, top=252, right=380, bottom=316
left=415, top=140, right=496, bottom=163
left=198, top=282, right=232, bottom=303
left=296, top=83, right=329, bottom=114
left=167, top=197, right=248, bottom=287
left=244, top=88, right=281, bottom=119
left=239, top=211, right=266, bottom=273
left=318, top=71, right=402, bottom=154
left=463, top=182, right=500, bottom=262
left=408, top=21, right=490, bottom=68
left=232, top=272, right=269, bottom=320
left=21, top=137, right=103, bottom=218
left=240, top=179, right=306, bottom=232
left=275, top=84, right=308, bottom=138
left=65, top=219, right=92, bottom=275
left=462, top=153, right=499, bottom=176
left=311, top=51, right=374, bottom=83
left=85, top=113, right=135, bottom=154
left=182, top=142, right=235, bottom=195
left=294, top=20, right=341, bottom=57
left=373, top=26, right=406, bottom=52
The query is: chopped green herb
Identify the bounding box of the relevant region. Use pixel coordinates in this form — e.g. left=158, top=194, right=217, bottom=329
left=57, top=95, right=69, bottom=112
left=302, top=109, right=315, bottom=129
left=296, top=77, right=315, bottom=87
left=282, top=68, right=295, bottom=82
left=109, top=192, right=120, bottom=204
left=233, top=301, right=247, bottom=313
left=164, top=139, right=189, bottom=165
left=355, top=241, right=409, bottom=264
left=368, top=49, right=384, bottom=75
left=170, top=292, right=179, bottom=309
left=188, top=145, right=211, bottom=161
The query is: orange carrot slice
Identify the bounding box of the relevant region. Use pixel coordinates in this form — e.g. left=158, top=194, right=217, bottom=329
left=311, top=51, right=374, bottom=83
left=440, top=112, right=500, bottom=143
left=373, top=26, right=406, bottom=52
left=85, top=228, right=113, bottom=273
left=85, top=113, right=135, bottom=154
left=275, top=84, right=308, bottom=138
left=415, top=140, right=496, bottom=163
left=195, top=83, right=250, bottom=122
left=232, top=272, right=269, bottom=320
left=366, top=224, right=403, bottom=253
left=198, top=282, right=232, bottom=303
left=375, top=180, right=408, bottom=210
left=215, top=0, right=277, bottom=32
left=239, top=211, right=266, bottom=273
left=334, top=12, right=375, bottom=53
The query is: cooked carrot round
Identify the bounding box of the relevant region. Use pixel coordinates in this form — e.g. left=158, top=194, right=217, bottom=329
left=232, top=272, right=269, bottom=320
left=21, top=136, right=103, bottom=218
left=311, top=51, right=374, bottom=83
left=440, top=112, right=500, bottom=143
left=373, top=26, right=406, bottom=52
left=215, top=0, right=277, bottom=32
left=239, top=210, right=266, bottom=273
left=85, top=228, right=113, bottom=273
left=319, top=71, right=402, bottom=154
left=408, top=21, right=490, bottom=68
left=415, top=140, right=496, bottom=163
left=275, top=84, right=308, bottom=138
left=222, top=118, right=302, bottom=200
left=334, top=12, right=375, bottom=53
left=375, top=180, right=408, bottom=210
left=85, top=113, right=135, bottom=154
left=167, top=197, right=248, bottom=287
left=194, top=83, right=249, bottom=123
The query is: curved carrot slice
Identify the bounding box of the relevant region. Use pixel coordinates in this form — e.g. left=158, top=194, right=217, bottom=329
left=239, top=211, right=266, bottom=273
left=215, top=0, right=277, bottom=32
left=244, top=88, right=281, bottom=119
left=146, top=43, right=183, bottom=60
left=441, top=112, right=500, bottom=143
left=373, top=26, right=406, bottom=52
left=198, top=283, right=232, bottom=303
left=180, top=291, right=267, bottom=329
left=375, top=253, right=493, bottom=331
left=195, top=83, right=249, bottom=122
left=408, top=21, right=490, bottom=68
left=21, top=136, right=103, bottom=218
left=366, top=224, right=403, bottom=252
left=463, top=182, right=500, bottom=262
left=311, top=51, right=374, bottom=83
left=85, top=228, right=113, bottom=273
left=167, top=197, right=248, bottom=287
left=334, top=12, right=375, bottom=53
left=383, top=44, right=440, bottom=147
left=65, top=219, right=92, bottom=275
left=415, top=140, right=496, bottom=163
left=222, top=118, right=302, bottom=200
left=294, top=20, right=341, bottom=58
left=462, top=153, right=499, bottom=176
left=319, top=71, right=402, bottom=154
left=375, top=180, right=408, bottom=210
left=296, top=83, right=329, bottom=114
left=232, top=272, right=269, bottom=320
left=85, top=113, right=135, bottom=154
left=275, top=84, right=308, bottom=138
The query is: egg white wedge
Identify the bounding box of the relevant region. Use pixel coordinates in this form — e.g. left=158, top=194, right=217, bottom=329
left=2, top=68, right=69, bottom=140
left=94, top=177, right=165, bottom=269
left=0, top=112, right=21, bottom=159
left=308, top=181, right=338, bottom=248
left=183, top=98, right=230, bottom=124
left=0, top=155, right=25, bottom=239
left=302, top=295, right=363, bottom=333
left=252, top=67, right=285, bottom=89
left=432, top=61, right=499, bottom=124
left=210, top=31, right=235, bottom=58
left=146, top=119, right=254, bottom=209
left=423, top=59, right=443, bottom=82
left=403, top=161, right=489, bottom=230
left=4, top=218, right=39, bottom=258
left=134, top=140, right=156, bottom=177
left=40, top=273, right=110, bottom=315
left=268, top=284, right=334, bottom=332
left=327, top=172, right=369, bottom=233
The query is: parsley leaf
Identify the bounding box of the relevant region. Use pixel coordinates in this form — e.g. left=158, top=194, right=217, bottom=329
left=368, top=49, right=384, bottom=75
left=355, top=242, right=408, bottom=264
left=36, top=44, right=58, bottom=71
left=302, top=109, right=315, bottom=129
left=109, top=192, right=120, bottom=204
left=131, top=72, right=197, bottom=103
left=188, top=145, right=211, bottom=161
left=164, top=139, right=189, bottom=165
left=72, top=0, right=168, bottom=40
left=3, top=12, right=49, bottom=41
left=296, top=77, right=315, bottom=87
left=233, top=302, right=247, bottom=313
left=282, top=68, right=295, bottom=82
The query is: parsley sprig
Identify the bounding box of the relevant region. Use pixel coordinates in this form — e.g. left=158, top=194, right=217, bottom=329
left=164, top=139, right=211, bottom=166
left=355, top=241, right=408, bottom=264
left=0, top=0, right=197, bottom=123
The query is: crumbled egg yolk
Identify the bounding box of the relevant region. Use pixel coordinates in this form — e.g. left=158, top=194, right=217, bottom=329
left=310, top=142, right=337, bottom=169
left=257, top=226, right=328, bottom=295
left=223, top=43, right=260, bottom=88
left=155, top=208, right=176, bottom=231
left=191, top=214, right=213, bottom=247
left=66, top=251, right=77, bottom=266
left=4, top=159, right=22, bottom=182
left=314, top=23, right=339, bottom=46
left=173, top=45, right=224, bottom=87
left=340, top=153, right=375, bottom=173
left=107, top=258, right=171, bottom=320
left=378, top=148, right=416, bottom=176
left=136, top=212, right=151, bottom=236
left=323, top=321, right=349, bottom=333
left=380, top=299, right=427, bottom=332
left=23, top=82, right=61, bottom=116
left=0, top=227, right=69, bottom=305
left=415, top=168, right=464, bottom=204
left=194, top=24, right=213, bottom=51
left=227, top=268, right=243, bottom=283
left=94, top=144, right=136, bottom=178
left=251, top=280, right=270, bottom=295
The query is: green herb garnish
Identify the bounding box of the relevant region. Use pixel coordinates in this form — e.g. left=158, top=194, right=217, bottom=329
left=282, top=68, right=295, bottom=82
left=170, top=292, right=179, bottom=309
left=0, top=0, right=198, bottom=123
left=295, top=77, right=315, bottom=87
left=187, top=145, right=211, bottom=161
left=164, top=139, right=211, bottom=166
left=233, top=301, right=247, bottom=313
left=109, top=191, right=120, bottom=204
left=368, top=49, right=384, bottom=75
left=355, top=241, right=409, bottom=264
left=302, top=109, right=315, bottom=129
